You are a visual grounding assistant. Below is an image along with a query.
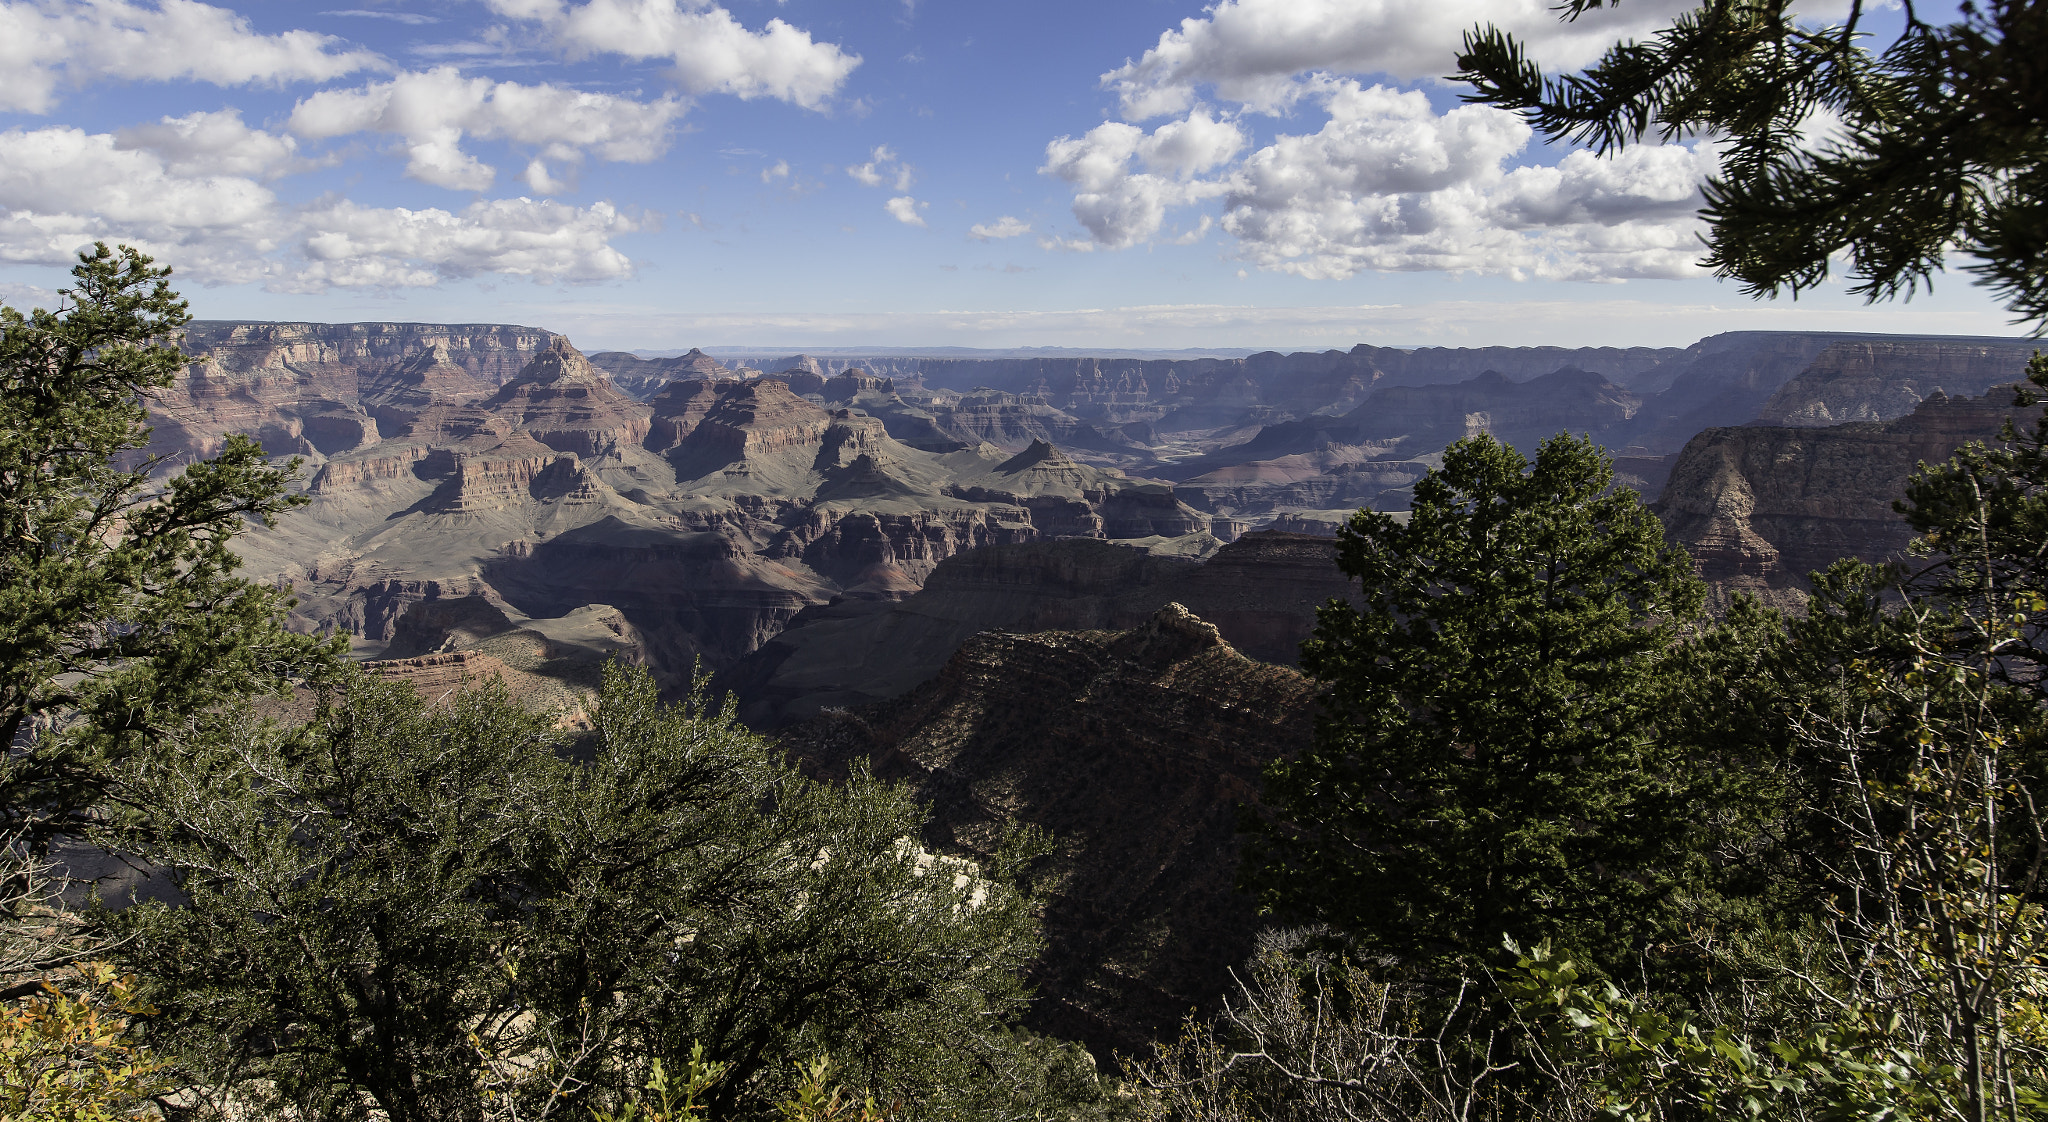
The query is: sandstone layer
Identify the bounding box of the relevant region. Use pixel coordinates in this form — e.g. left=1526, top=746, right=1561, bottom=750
left=778, top=604, right=1317, bottom=1058
left=1654, top=385, right=2039, bottom=608
left=227, top=338, right=1221, bottom=686
left=157, top=321, right=558, bottom=464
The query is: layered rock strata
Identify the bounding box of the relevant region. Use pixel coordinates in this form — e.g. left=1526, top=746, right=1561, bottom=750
left=779, top=604, right=1317, bottom=1058
left=157, top=321, right=556, bottom=463
left=1755, top=338, right=2042, bottom=426
left=1655, top=385, right=2039, bottom=607
left=233, top=341, right=1222, bottom=685
left=719, top=530, right=1355, bottom=728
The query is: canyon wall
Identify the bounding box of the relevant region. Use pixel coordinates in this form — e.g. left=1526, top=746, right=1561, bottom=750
left=1654, top=385, right=2038, bottom=607
left=780, top=604, right=1316, bottom=1058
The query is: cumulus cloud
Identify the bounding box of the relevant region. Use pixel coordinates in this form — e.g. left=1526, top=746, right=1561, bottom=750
left=1214, top=82, right=1715, bottom=280
left=289, top=67, right=685, bottom=191
left=288, top=197, right=638, bottom=290
left=1040, top=111, right=1242, bottom=248
left=969, top=216, right=1031, bottom=241
left=1102, top=0, right=1697, bottom=120
left=114, top=109, right=309, bottom=179
left=0, top=0, right=384, bottom=114
left=522, top=158, right=571, bottom=194
left=761, top=159, right=789, bottom=183
left=847, top=145, right=913, bottom=190
left=0, top=125, right=642, bottom=290
left=884, top=196, right=927, bottom=227
left=482, top=0, right=859, bottom=109
left=1044, top=74, right=1717, bottom=281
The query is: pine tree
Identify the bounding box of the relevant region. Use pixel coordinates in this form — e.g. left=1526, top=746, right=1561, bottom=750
left=0, top=243, right=340, bottom=851
left=1455, top=0, right=2048, bottom=326
left=1243, top=434, right=1739, bottom=974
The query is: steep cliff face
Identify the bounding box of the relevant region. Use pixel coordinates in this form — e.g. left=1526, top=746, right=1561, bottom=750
left=719, top=530, right=1355, bottom=728
left=779, top=604, right=1318, bottom=1058
left=481, top=340, right=653, bottom=457
left=1348, top=367, right=1641, bottom=456
left=1654, top=385, right=2037, bottom=606
left=585, top=347, right=733, bottom=397
left=157, top=321, right=557, bottom=462
left=1755, top=338, right=2042, bottom=426
left=236, top=337, right=1225, bottom=683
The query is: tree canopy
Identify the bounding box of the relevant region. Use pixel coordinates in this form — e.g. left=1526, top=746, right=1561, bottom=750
left=103, top=663, right=1100, bottom=1122
left=1455, top=0, right=2048, bottom=327
left=1243, top=434, right=1768, bottom=975
left=0, top=244, right=340, bottom=850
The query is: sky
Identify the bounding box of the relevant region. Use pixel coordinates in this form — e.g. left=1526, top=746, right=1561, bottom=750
left=0, top=0, right=2017, bottom=352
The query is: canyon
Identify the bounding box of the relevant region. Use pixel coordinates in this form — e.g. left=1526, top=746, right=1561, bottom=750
left=156, top=321, right=2047, bottom=693
left=132, top=316, right=2048, bottom=1068
left=779, top=603, right=1317, bottom=1057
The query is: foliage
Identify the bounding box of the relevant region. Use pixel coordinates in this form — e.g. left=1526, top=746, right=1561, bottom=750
left=1245, top=433, right=1761, bottom=975
left=0, top=962, right=170, bottom=1122
left=99, top=661, right=1101, bottom=1122
left=1455, top=0, right=2048, bottom=327
left=1895, top=353, right=2048, bottom=686
left=1128, top=928, right=1589, bottom=1122
left=586, top=1046, right=727, bottom=1122
left=0, top=242, right=341, bottom=851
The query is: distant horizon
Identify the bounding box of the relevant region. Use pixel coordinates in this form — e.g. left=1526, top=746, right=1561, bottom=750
left=172, top=319, right=2045, bottom=361
left=0, top=1, right=2012, bottom=359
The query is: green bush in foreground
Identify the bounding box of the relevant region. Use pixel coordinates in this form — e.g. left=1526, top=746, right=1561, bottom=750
left=98, top=663, right=1102, bottom=1122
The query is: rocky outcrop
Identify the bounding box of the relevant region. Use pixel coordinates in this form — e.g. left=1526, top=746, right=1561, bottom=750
left=585, top=347, right=733, bottom=398
left=233, top=336, right=1222, bottom=685
left=480, top=339, right=653, bottom=457
left=719, top=530, right=1355, bottom=728
left=760, top=369, right=829, bottom=396
left=1755, top=338, right=2042, bottom=426
left=921, top=391, right=1133, bottom=452
left=156, top=321, right=556, bottom=463
left=823, top=369, right=894, bottom=399
left=1654, top=385, right=2038, bottom=606
left=779, top=604, right=1318, bottom=1058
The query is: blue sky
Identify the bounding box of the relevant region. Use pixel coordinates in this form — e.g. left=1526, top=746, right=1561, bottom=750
left=0, top=0, right=2013, bottom=351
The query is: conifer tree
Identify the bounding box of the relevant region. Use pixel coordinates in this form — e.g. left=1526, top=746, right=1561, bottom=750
left=0, top=243, right=340, bottom=851
left=1455, top=0, right=2048, bottom=326
left=1244, top=434, right=1741, bottom=974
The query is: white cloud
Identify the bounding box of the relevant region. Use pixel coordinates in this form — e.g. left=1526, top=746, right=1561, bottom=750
left=969, top=216, right=1031, bottom=241
left=885, top=196, right=927, bottom=227
left=1040, top=116, right=1236, bottom=248
left=1044, top=80, right=1717, bottom=281
left=289, top=67, right=685, bottom=191
left=289, top=197, right=640, bottom=290
left=761, top=159, right=789, bottom=183
left=848, top=145, right=913, bottom=190
left=0, top=0, right=384, bottom=114
left=1217, top=82, right=1715, bottom=280
left=1101, top=0, right=1698, bottom=120
left=113, top=109, right=308, bottom=179
left=483, top=0, right=859, bottom=109
left=322, top=9, right=440, bottom=24
left=0, top=125, right=642, bottom=290
left=522, top=158, right=571, bottom=194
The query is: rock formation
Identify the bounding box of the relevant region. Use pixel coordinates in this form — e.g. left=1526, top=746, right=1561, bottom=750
left=779, top=604, right=1318, bottom=1058
left=228, top=339, right=1222, bottom=685
left=719, top=530, right=1356, bottom=728
left=584, top=347, right=734, bottom=397
left=156, top=321, right=557, bottom=464
left=1754, top=338, right=2041, bottom=426
left=1654, top=384, right=2039, bottom=607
